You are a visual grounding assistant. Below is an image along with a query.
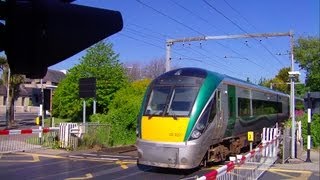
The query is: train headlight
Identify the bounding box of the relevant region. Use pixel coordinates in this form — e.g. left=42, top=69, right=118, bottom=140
left=191, top=130, right=202, bottom=139
left=196, top=123, right=205, bottom=130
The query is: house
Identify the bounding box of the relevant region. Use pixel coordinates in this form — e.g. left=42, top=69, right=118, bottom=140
left=0, top=69, right=66, bottom=113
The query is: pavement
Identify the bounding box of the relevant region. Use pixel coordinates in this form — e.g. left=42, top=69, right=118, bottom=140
left=271, top=149, right=320, bottom=172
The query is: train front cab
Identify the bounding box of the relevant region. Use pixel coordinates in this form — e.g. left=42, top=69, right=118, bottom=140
left=136, top=68, right=224, bottom=169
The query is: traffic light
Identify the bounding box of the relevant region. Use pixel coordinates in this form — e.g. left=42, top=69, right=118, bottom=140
left=0, top=0, right=123, bottom=78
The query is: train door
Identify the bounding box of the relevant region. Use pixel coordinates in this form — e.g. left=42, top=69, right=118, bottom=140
left=212, top=85, right=228, bottom=139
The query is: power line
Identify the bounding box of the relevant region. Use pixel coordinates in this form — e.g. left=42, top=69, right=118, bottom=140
left=170, top=0, right=228, bottom=35
left=136, top=0, right=205, bottom=36
left=203, top=0, right=286, bottom=67
left=119, top=33, right=165, bottom=50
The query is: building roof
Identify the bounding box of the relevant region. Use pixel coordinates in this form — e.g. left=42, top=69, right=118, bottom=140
left=24, top=69, right=66, bottom=83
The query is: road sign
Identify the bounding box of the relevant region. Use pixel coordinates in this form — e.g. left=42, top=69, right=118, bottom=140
left=247, top=131, right=254, bottom=142
left=79, top=77, right=96, bottom=98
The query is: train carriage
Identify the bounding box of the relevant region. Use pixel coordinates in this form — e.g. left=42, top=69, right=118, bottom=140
left=136, top=67, right=289, bottom=169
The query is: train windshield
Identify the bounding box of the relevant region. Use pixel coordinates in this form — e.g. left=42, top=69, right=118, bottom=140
left=145, top=86, right=199, bottom=117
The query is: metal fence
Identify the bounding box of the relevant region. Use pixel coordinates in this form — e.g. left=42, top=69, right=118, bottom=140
left=78, top=122, right=112, bottom=149
left=0, top=122, right=112, bottom=154
left=196, top=126, right=280, bottom=180
left=0, top=128, right=59, bottom=153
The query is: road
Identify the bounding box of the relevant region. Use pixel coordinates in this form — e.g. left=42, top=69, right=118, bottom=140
left=0, top=112, right=38, bottom=129
left=0, top=151, right=216, bottom=180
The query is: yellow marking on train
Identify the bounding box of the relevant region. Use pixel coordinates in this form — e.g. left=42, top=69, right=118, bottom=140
left=65, top=173, right=93, bottom=180
left=141, top=116, right=189, bottom=142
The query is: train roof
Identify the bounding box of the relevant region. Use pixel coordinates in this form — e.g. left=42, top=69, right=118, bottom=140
left=166, top=67, right=289, bottom=97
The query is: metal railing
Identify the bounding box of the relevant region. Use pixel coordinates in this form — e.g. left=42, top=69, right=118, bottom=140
left=195, top=126, right=281, bottom=180
left=0, top=127, right=59, bottom=153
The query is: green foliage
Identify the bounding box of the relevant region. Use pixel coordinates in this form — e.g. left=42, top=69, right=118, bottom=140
left=78, top=124, right=111, bottom=149
left=297, top=113, right=320, bottom=148
left=52, top=41, right=129, bottom=121
left=90, top=79, right=151, bottom=147
left=294, top=37, right=320, bottom=91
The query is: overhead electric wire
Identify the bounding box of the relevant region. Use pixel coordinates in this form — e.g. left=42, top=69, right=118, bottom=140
left=125, top=27, right=164, bottom=44
left=134, top=0, right=270, bottom=80
left=170, top=0, right=228, bottom=35
left=203, top=0, right=286, bottom=67
left=223, top=0, right=289, bottom=66
left=119, top=33, right=165, bottom=50
left=136, top=0, right=205, bottom=36
left=128, top=23, right=172, bottom=39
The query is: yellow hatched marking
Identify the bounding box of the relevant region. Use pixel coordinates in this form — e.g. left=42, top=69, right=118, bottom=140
left=0, top=154, right=40, bottom=163
left=141, top=116, right=189, bottom=142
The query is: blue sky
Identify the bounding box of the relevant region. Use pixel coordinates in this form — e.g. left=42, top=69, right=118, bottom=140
left=50, top=0, right=319, bottom=83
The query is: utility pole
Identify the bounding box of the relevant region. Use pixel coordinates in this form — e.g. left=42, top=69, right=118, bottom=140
left=5, top=68, right=10, bottom=128
left=289, top=31, right=300, bottom=159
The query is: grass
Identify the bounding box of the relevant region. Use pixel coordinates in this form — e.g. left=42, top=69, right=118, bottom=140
left=44, top=117, right=72, bottom=127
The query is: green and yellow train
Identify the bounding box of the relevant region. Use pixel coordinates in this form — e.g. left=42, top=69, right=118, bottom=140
left=136, top=67, right=289, bottom=169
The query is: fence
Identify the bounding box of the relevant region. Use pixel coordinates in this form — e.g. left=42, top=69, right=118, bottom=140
left=58, top=122, right=111, bottom=150
left=196, top=126, right=280, bottom=180
left=0, top=122, right=112, bottom=153
left=0, top=127, right=59, bottom=153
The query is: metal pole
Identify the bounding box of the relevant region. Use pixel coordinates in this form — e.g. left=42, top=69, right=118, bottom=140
left=83, top=100, right=86, bottom=124
left=289, top=31, right=296, bottom=159
left=165, top=42, right=172, bottom=72
left=305, top=92, right=312, bottom=162
left=93, top=98, right=96, bottom=114
left=41, top=79, right=45, bottom=128
left=5, top=68, right=10, bottom=128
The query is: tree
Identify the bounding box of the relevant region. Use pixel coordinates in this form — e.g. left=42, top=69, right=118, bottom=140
left=52, top=41, right=129, bottom=121
left=0, top=56, right=25, bottom=128
left=90, top=79, right=151, bottom=146
left=294, top=36, right=320, bottom=91
left=143, top=57, right=166, bottom=79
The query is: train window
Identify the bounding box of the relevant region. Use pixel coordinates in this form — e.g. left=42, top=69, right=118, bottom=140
left=167, top=86, right=199, bottom=116
left=238, top=98, right=250, bottom=117
left=252, top=99, right=282, bottom=115
left=208, top=93, right=217, bottom=123
left=145, top=86, right=171, bottom=115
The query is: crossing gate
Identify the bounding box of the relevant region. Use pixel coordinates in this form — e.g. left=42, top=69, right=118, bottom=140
left=195, top=126, right=281, bottom=180
left=59, top=123, right=79, bottom=149
left=0, top=127, right=59, bottom=153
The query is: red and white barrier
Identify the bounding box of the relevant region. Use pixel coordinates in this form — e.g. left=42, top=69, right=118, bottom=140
left=0, top=127, right=59, bottom=135
left=197, top=127, right=280, bottom=180
left=197, top=162, right=235, bottom=180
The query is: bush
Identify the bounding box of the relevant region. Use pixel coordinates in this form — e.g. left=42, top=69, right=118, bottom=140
left=297, top=113, right=320, bottom=148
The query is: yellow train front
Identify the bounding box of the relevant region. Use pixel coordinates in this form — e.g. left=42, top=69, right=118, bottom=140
left=136, top=67, right=289, bottom=169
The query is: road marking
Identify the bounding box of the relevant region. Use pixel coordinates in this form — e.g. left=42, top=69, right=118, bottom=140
left=0, top=154, right=40, bottom=163
left=116, top=160, right=129, bottom=169
left=65, top=173, right=93, bottom=180
left=268, top=168, right=312, bottom=179
left=16, top=152, right=67, bottom=159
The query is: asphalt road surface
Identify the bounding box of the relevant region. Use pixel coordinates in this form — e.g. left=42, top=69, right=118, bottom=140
left=0, top=152, right=214, bottom=180
left=0, top=112, right=38, bottom=129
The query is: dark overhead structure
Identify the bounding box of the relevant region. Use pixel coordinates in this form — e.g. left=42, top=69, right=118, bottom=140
left=0, top=0, right=123, bottom=78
